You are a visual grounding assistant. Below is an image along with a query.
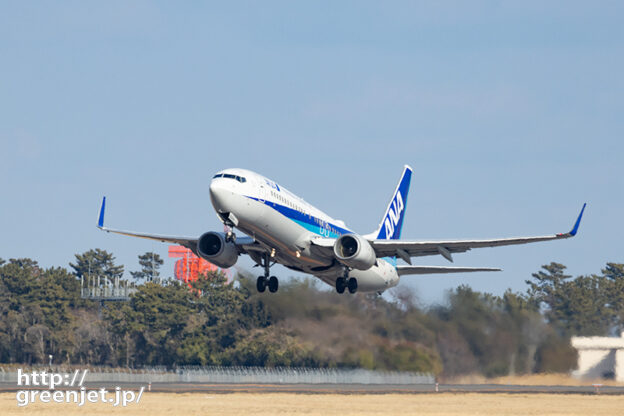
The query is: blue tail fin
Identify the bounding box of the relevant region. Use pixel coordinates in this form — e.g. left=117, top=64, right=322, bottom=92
left=373, top=165, right=412, bottom=240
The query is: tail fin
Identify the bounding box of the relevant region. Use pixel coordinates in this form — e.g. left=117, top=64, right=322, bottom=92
left=370, top=165, right=412, bottom=240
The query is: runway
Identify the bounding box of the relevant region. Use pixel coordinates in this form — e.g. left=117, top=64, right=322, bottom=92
left=2, top=381, right=624, bottom=395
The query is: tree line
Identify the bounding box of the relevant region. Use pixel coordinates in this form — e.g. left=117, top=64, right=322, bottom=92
left=0, top=251, right=622, bottom=378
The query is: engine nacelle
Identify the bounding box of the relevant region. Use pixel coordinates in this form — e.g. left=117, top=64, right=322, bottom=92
left=333, top=234, right=376, bottom=270
left=197, top=232, right=238, bottom=269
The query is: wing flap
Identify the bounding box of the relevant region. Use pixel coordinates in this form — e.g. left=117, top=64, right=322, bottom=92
left=397, top=266, right=501, bottom=276
left=372, top=234, right=569, bottom=258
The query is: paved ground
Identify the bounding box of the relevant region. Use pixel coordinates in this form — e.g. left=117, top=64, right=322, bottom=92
left=2, top=381, right=624, bottom=394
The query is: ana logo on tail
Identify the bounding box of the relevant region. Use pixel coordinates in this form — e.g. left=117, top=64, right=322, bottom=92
left=375, top=165, right=412, bottom=240
left=384, top=192, right=404, bottom=238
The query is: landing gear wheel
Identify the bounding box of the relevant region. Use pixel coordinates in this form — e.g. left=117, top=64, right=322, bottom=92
left=336, top=277, right=346, bottom=294
left=268, top=276, right=279, bottom=293
left=256, top=252, right=274, bottom=293
left=347, top=277, right=358, bottom=294
left=256, top=276, right=267, bottom=293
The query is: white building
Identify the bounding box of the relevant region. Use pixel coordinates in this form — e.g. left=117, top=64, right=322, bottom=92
left=571, top=333, right=624, bottom=382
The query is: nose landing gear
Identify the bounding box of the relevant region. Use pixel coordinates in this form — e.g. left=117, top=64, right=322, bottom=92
left=256, top=252, right=279, bottom=293
left=268, top=276, right=279, bottom=293
left=223, top=225, right=237, bottom=243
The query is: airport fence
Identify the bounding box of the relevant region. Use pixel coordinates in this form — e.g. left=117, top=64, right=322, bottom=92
left=0, top=365, right=434, bottom=385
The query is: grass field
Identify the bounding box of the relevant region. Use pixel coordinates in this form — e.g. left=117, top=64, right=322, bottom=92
left=2, top=392, right=624, bottom=416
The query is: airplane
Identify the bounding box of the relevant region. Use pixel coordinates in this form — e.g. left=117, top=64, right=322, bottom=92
left=97, top=166, right=586, bottom=294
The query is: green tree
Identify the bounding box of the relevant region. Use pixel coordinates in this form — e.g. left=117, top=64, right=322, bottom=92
left=501, top=291, right=547, bottom=374
left=70, top=249, right=124, bottom=283
left=130, top=252, right=164, bottom=282
left=526, top=262, right=571, bottom=308
left=0, top=259, right=83, bottom=364
left=428, top=286, right=559, bottom=377
left=181, top=271, right=263, bottom=363
left=219, top=327, right=324, bottom=367
left=107, top=281, right=195, bottom=366
left=435, top=286, right=514, bottom=377
left=527, top=263, right=611, bottom=336
left=602, top=263, right=624, bottom=332
left=105, top=270, right=264, bottom=367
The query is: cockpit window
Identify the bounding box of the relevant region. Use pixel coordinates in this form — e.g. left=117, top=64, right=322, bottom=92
left=213, top=173, right=246, bottom=183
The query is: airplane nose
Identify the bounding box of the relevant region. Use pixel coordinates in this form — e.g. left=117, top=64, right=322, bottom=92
left=209, top=180, right=231, bottom=212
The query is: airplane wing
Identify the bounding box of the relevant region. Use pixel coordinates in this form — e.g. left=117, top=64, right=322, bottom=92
left=96, top=197, right=262, bottom=255
left=370, top=203, right=586, bottom=263
left=311, top=204, right=586, bottom=263
left=396, top=266, right=501, bottom=276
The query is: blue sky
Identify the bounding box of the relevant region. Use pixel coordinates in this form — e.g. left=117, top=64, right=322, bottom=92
left=1, top=1, right=622, bottom=303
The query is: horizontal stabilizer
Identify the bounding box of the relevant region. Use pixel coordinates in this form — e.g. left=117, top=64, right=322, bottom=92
left=396, top=265, right=501, bottom=276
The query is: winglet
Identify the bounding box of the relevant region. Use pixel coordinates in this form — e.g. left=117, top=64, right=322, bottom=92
left=569, top=203, right=586, bottom=236
left=97, top=196, right=106, bottom=228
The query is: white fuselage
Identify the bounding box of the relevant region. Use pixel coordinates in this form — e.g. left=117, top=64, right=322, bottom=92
left=209, top=169, right=399, bottom=293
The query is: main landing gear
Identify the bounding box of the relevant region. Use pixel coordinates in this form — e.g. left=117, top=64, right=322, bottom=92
left=336, top=269, right=358, bottom=294
left=257, top=252, right=279, bottom=293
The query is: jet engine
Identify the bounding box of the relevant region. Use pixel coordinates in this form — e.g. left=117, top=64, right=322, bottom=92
left=333, top=234, right=376, bottom=270
left=197, top=232, right=238, bottom=268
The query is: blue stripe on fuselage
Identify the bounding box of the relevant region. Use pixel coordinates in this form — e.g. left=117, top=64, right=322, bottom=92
left=245, top=196, right=349, bottom=238
left=246, top=195, right=402, bottom=270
